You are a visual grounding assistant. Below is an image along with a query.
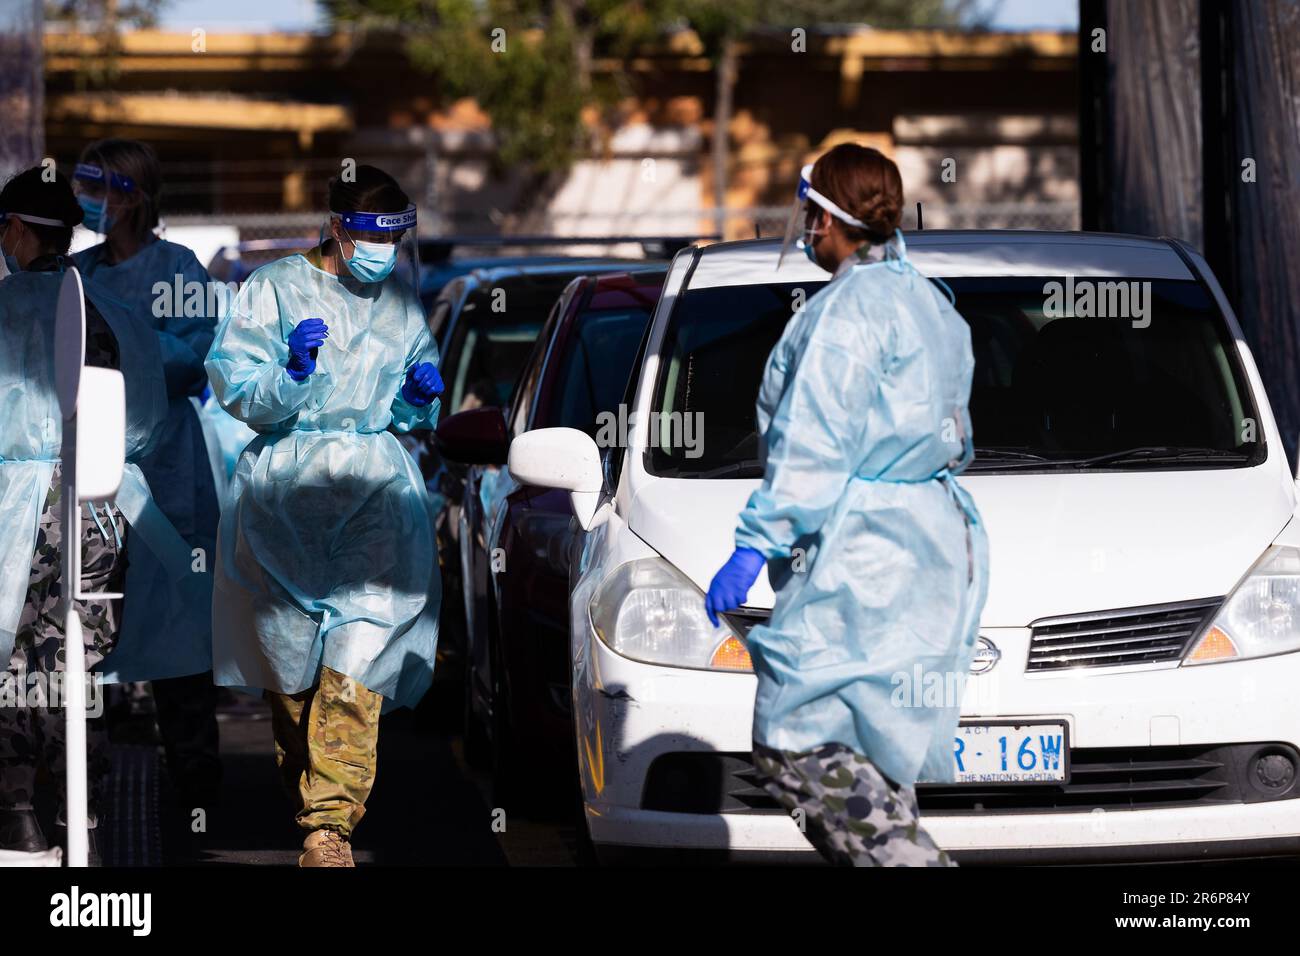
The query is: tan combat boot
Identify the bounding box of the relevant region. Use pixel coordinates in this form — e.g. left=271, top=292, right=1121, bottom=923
left=298, top=828, right=355, bottom=867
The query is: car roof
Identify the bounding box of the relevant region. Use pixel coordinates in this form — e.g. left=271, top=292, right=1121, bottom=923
left=442, top=262, right=665, bottom=339
left=466, top=259, right=650, bottom=285
left=685, top=231, right=1195, bottom=289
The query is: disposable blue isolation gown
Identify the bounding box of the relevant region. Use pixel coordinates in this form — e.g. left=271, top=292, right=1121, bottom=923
left=734, top=233, right=990, bottom=787
left=193, top=386, right=258, bottom=501
left=75, top=239, right=220, bottom=681
left=205, top=254, right=442, bottom=707
left=0, top=265, right=175, bottom=670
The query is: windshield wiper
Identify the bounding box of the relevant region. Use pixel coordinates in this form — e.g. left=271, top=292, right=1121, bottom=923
left=973, top=447, right=1054, bottom=461
left=1071, top=446, right=1251, bottom=468
left=966, top=448, right=1065, bottom=471
left=967, top=445, right=1251, bottom=472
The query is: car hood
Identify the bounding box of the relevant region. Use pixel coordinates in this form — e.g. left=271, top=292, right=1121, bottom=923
left=626, top=465, right=1296, bottom=626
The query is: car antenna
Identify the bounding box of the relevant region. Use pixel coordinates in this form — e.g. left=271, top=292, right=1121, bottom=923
left=916, top=202, right=924, bottom=231
left=754, top=222, right=762, bottom=239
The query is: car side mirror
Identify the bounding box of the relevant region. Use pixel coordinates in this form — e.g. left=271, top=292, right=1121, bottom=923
left=507, top=427, right=609, bottom=531
left=434, top=406, right=509, bottom=465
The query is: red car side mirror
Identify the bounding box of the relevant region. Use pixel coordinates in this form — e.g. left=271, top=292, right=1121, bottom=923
left=434, top=406, right=509, bottom=466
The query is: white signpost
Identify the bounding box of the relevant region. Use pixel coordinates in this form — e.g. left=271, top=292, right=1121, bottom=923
left=0, top=268, right=129, bottom=867
left=56, top=268, right=128, bottom=868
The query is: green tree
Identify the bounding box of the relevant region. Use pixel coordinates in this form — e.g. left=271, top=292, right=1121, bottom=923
left=322, top=1, right=994, bottom=206
left=323, top=1, right=676, bottom=175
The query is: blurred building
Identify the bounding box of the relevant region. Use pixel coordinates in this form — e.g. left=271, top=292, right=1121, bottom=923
left=42, top=26, right=1078, bottom=243
left=1, top=0, right=43, bottom=182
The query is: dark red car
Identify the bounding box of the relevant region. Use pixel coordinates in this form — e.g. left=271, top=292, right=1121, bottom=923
left=436, top=268, right=667, bottom=812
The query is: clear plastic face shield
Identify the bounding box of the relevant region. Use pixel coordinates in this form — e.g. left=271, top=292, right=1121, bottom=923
left=776, top=162, right=871, bottom=269
left=72, top=162, right=136, bottom=235
left=325, top=204, right=419, bottom=285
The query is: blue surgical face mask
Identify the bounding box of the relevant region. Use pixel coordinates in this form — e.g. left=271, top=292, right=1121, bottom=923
left=1, top=221, right=20, bottom=273
left=800, top=226, right=826, bottom=266
left=344, top=237, right=398, bottom=283
left=78, top=194, right=111, bottom=234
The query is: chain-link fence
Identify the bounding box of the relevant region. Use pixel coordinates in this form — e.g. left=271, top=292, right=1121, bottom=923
left=743, top=201, right=1080, bottom=240
left=172, top=201, right=1080, bottom=247
left=164, top=201, right=1082, bottom=281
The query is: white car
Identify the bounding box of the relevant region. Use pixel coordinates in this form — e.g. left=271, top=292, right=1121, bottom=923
left=509, top=231, right=1300, bottom=864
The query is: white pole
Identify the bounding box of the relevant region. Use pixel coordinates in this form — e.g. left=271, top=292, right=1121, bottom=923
left=62, top=417, right=89, bottom=868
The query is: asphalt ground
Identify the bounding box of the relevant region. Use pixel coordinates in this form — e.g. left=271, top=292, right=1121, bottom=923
left=94, top=689, right=579, bottom=867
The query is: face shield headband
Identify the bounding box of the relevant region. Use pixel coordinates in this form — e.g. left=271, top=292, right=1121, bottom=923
left=74, top=163, right=136, bottom=194
left=0, top=211, right=72, bottom=228
left=329, top=205, right=417, bottom=234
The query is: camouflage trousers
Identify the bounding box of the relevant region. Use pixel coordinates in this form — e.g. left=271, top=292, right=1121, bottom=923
left=267, top=665, right=382, bottom=838
left=753, top=741, right=955, bottom=867
left=0, top=466, right=124, bottom=828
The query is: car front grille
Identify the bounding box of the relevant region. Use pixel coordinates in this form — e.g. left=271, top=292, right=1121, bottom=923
left=641, top=744, right=1300, bottom=816
left=1027, top=597, right=1222, bottom=672
left=921, top=745, right=1229, bottom=813
left=918, top=743, right=1300, bottom=813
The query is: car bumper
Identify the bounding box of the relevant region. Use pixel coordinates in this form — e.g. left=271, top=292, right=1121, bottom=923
left=586, top=805, right=1300, bottom=864
left=930, top=800, right=1300, bottom=863
left=575, top=626, right=1300, bottom=862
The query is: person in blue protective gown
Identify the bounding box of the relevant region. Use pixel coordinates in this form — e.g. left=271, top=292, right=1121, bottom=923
left=71, top=138, right=223, bottom=809
left=205, top=165, right=442, bottom=867
left=704, top=144, right=990, bottom=867
left=0, top=166, right=168, bottom=863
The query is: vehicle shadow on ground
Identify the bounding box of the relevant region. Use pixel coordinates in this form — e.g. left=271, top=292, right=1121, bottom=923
left=161, top=699, right=508, bottom=866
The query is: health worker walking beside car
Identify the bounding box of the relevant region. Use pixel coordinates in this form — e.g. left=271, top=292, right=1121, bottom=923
left=205, top=165, right=443, bottom=867
left=705, top=144, right=990, bottom=867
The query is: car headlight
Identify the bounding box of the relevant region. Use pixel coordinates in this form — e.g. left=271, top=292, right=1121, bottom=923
left=588, top=557, right=753, bottom=671
left=1185, top=546, right=1300, bottom=665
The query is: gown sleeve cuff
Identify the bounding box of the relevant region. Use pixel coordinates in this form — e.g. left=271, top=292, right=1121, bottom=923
left=734, top=524, right=788, bottom=561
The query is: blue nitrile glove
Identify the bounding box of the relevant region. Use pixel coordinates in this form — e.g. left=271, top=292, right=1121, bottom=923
left=705, top=546, right=766, bottom=627
left=286, top=318, right=328, bottom=381
left=401, top=362, right=444, bottom=407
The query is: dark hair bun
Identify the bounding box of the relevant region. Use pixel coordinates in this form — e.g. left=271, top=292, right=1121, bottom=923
left=855, top=189, right=903, bottom=240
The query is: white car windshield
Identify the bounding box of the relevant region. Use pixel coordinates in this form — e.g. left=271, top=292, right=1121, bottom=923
left=648, top=275, right=1262, bottom=477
